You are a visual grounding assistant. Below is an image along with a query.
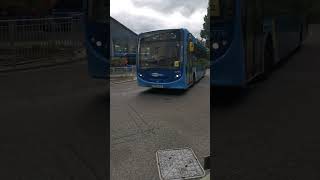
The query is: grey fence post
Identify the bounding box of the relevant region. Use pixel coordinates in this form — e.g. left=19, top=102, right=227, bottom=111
left=0, top=15, right=85, bottom=71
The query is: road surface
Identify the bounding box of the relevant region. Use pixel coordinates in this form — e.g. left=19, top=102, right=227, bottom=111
left=212, top=24, right=320, bottom=179
left=0, top=61, right=108, bottom=179
left=110, top=73, right=210, bottom=179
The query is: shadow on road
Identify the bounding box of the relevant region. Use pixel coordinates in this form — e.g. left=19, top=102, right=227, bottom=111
left=76, top=90, right=109, bottom=137
left=274, top=45, right=304, bottom=72
left=211, top=86, right=251, bottom=108
left=140, top=88, right=188, bottom=96
left=70, top=90, right=109, bottom=180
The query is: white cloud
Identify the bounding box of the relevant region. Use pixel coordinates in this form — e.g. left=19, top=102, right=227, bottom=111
left=110, top=0, right=208, bottom=39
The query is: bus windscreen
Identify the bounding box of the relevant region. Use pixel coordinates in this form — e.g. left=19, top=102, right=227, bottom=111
left=212, top=0, right=221, bottom=17
left=89, top=0, right=107, bottom=22
left=212, top=0, right=234, bottom=22
left=139, top=30, right=181, bottom=69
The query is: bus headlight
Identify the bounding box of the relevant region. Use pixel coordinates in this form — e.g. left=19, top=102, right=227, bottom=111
left=222, top=40, right=228, bottom=46
left=139, top=74, right=143, bottom=77
left=212, top=42, right=219, bottom=50
left=96, top=41, right=102, bottom=47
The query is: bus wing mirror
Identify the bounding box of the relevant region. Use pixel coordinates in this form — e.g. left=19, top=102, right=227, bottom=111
left=189, top=42, right=194, bottom=53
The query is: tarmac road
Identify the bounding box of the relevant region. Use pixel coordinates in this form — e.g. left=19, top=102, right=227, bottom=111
left=0, top=61, right=108, bottom=180
left=110, top=72, right=210, bottom=180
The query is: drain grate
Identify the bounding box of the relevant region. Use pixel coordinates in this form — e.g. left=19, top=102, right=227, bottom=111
left=156, top=148, right=205, bottom=180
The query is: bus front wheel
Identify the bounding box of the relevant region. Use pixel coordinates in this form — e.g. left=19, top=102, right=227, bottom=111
left=193, top=73, right=196, bottom=84
left=191, top=73, right=196, bottom=87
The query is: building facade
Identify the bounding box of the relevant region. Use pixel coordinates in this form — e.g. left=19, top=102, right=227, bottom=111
left=110, top=17, right=137, bottom=57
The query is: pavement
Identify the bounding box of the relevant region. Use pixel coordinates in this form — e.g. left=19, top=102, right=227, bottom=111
left=110, top=76, right=136, bottom=84
left=0, top=49, right=86, bottom=72
left=212, top=24, right=320, bottom=179
left=0, top=61, right=108, bottom=180
left=110, top=72, right=210, bottom=180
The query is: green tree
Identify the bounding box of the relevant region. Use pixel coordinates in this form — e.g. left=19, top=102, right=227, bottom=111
left=200, top=4, right=210, bottom=48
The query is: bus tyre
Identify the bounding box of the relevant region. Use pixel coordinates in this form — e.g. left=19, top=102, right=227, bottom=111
left=262, top=38, right=274, bottom=79
left=193, top=73, right=196, bottom=84
left=298, top=27, right=303, bottom=49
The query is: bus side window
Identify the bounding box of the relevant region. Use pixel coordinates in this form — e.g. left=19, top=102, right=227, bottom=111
left=192, top=44, right=196, bottom=61
left=188, top=34, right=193, bottom=51
left=194, top=44, right=200, bottom=61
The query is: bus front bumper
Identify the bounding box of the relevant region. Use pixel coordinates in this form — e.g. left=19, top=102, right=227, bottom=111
left=137, top=77, right=188, bottom=89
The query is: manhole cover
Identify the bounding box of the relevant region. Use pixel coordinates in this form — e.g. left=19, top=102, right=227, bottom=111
left=156, top=148, right=205, bottom=180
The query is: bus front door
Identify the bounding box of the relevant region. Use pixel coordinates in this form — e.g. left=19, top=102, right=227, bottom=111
left=244, top=0, right=264, bottom=81
left=187, top=35, right=194, bottom=84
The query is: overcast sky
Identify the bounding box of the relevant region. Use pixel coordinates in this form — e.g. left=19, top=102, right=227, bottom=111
left=110, top=0, right=208, bottom=39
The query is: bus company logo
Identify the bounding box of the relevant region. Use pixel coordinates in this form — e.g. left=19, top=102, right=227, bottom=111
left=151, top=73, right=164, bottom=77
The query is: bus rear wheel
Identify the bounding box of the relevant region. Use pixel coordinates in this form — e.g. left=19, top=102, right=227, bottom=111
left=263, top=37, right=274, bottom=78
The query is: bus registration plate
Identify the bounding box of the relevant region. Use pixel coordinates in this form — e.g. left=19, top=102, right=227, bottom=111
left=152, top=84, right=164, bottom=88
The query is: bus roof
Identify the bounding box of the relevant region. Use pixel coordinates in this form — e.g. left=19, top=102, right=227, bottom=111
left=139, top=28, right=182, bottom=35
left=139, top=28, right=194, bottom=39
left=138, top=28, right=208, bottom=50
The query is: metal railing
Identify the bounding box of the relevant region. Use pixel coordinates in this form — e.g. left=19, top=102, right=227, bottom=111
left=0, top=14, right=85, bottom=71
left=110, top=66, right=136, bottom=78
